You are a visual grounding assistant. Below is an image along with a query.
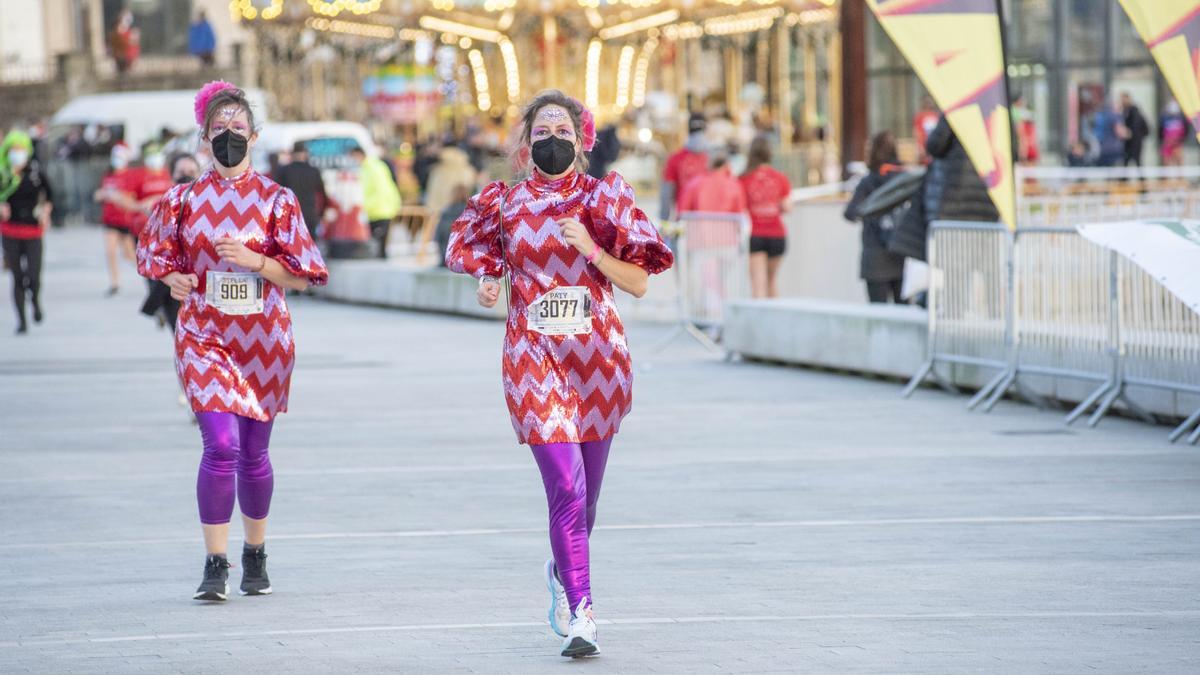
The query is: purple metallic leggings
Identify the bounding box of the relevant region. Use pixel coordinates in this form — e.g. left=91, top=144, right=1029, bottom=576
left=195, top=412, right=275, bottom=525
left=530, top=438, right=613, bottom=610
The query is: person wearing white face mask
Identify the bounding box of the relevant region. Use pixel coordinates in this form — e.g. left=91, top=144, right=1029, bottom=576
left=0, top=130, right=53, bottom=334
left=95, top=142, right=138, bottom=296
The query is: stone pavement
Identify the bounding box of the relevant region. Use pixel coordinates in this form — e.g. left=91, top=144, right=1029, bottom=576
left=1, top=227, right=1198, bottom=673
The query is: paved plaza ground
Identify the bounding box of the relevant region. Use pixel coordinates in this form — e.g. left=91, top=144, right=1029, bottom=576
left=1, top=228, right=1198, bottom=673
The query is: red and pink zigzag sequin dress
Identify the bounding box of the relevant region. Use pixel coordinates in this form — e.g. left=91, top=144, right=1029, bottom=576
left=138, top=169, right=329, bottom=422
left=447, top=170, right=673, bottom=445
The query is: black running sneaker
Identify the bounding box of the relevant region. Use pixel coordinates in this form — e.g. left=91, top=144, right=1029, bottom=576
left=240, top=544, right=272, bottom=596
left=193, top=554, right=230, bottom=601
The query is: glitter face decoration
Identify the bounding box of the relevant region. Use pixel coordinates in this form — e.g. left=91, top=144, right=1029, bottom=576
left=208, top=106, right=252, bottom=140
left=531, top=105, right=577, bottom=145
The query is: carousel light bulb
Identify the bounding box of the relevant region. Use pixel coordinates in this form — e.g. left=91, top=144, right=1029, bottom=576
left=585, top=39, right=602, bottom=111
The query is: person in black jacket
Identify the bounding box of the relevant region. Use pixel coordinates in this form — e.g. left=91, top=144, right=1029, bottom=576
left=844, top=131, right=907, bottom=303
left=1120, top=92, right=1151, bottom=167
left=923, top=115, right=1000, bottom=223
left=274, top=141, right=327, bottom=239
left=586, top=123, right=621, bottom=179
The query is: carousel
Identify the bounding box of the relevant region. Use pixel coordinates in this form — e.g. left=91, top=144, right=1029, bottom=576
left=233, top=0, right=839, bottom=172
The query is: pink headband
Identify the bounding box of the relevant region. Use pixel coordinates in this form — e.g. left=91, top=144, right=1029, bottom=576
left=571, top=98, right=597, bottom=152
left=194, top=80, right=239, bottom=127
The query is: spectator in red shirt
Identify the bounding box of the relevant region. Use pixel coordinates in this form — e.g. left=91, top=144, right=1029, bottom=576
left=913, top=96, right=939, bottom=164
left=94, top=142, right=138, bottom=296
left=679, top=149, right=748, bottom=215
left=739, top=137, right=792, bottom=298
left=660, top=112, right=710, bottom=223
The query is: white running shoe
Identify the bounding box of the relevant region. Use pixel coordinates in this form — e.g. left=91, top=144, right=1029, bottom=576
left=560, top=597, right=600, bottom=658
left=544, top=558, right=570, bottom=638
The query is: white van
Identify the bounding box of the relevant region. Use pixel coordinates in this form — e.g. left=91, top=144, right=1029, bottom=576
left=255, top=121, right=377, bottom=255
left=50, top=88, right=273, bottom=152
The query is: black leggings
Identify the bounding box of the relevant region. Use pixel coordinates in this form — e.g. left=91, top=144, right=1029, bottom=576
left=3, top=237, right=43, bottom=326
left=866, top=279, right=903, bottom=304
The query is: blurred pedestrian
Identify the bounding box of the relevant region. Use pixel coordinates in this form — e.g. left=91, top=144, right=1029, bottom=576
left=586, top=122, right=620, bottom=179
left=140, top=153, right=201, bottom=334
left=1, top=130, right=52, bottom=334
left=1159, top=99, right=1188, bottom=166
left=433, top=183, right=469, bottom=267
left=739, top=137, right=792, bottom=298
left=108, top=9, right=139, bottom=75
left=95, top=142, right=137, bottom=296
left=1066, top=140, right=1091, bottom=167
left=274, top=142, right=327, bottom=240
left=1094, top=100, right=1126, bottom=167
left=424, top=144, right=476, bottom=225
left=350, top=145, right=402, bottom=259
left=659, top=112, right=709, bottom=223
left=188, top=10, right=217, bottom=67
left=924, top=116, right=1000, bottom=223
left=913, top=95, right=939, bottom=163
left=137, top=81, right=328, bottom=603
left=843, top=131, right=907, bottom=304
left=1120, top=92, right=1151, bottom=167
left=678, top=149, right=748, bottom=215
left=445, top=90, right=673, bottom=659
left=1013, top=93, right=1040, bottom=165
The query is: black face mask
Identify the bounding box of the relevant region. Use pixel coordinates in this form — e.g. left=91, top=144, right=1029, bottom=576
left=531, top=137, right=576, bottom=176
left=210, top=129, right=249, bottom=168
left=175, top=174, right=197, bottom=185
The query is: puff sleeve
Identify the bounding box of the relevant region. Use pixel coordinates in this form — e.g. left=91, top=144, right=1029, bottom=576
left=136, top=183, right=189, bottom=280
left=445, top=180, right=507, bottom=279
left=270, top=186, right=329, bottom=286
left=587, top=171, right=674, bottom=274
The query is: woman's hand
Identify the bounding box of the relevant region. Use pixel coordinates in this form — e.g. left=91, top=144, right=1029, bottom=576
left=162, top=271, right=199, bottom=301
left=0, top=203, right=9, bottom=222
left=478, top=277, right=501, bottom=308
left=559, top=217, right=597, bottom=258
left=214, top=237, right=263, bottom=270
left=38, top=203, right=52, bottom=229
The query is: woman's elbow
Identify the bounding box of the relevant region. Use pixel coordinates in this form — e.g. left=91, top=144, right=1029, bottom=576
left=629, top=276, right=649, bottom=298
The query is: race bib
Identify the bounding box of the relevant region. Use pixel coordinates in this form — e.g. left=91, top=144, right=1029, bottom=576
left=526, top=286, right=592, bottom=336
left=206, top=271, right=264, bottom=315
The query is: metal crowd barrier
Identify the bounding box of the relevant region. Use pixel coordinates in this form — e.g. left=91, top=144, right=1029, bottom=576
left=906, top=219, right=1200, bottom=443
left=652, top=211, right=750, bottom=355
left=901, top=221, right=1013, bottom=407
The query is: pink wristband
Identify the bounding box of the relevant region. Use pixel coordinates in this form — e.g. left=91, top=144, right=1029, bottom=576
left=586, top=247, right=603, bottom=265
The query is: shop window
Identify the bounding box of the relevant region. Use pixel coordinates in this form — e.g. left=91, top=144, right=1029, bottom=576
left=103, top=0, right=193, bottom=56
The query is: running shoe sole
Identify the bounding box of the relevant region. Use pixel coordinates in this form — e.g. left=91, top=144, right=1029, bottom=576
left=193, top=583, right=229, bottom=602
left=239, top=586, right=272, bottom=596
left=561, top=637, right=599, bottom=658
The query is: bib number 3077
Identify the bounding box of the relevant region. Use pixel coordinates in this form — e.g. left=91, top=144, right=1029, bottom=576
left=206, top=271, right=264, bottom=315
left=527, top=286, right=592, bottom=336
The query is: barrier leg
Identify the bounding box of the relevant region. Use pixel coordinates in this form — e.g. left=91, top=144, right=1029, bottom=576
left=981, top=369, right=1018, bottom=412
left=968, top=369, right=1010, bottom=411
left=1168, top=407, right=1200, bottom=443
left=651, top=320, right=723, bottom=356
left=1086, top=386, right=1123, bottom=427
left=1066, top=381, right=1114, bottom=425
left=901, top=360, right=934, bottom=398
left=1187, top=423, right=1200, bottom=445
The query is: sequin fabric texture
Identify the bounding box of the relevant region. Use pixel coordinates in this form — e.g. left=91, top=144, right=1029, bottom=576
left=446, top=171, right=673, bottom=444
left=137, top=169, right=329, bottom=421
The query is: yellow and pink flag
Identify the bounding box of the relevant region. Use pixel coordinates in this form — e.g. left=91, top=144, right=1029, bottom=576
left=866, top=0, right=1014, bottom=229
left=1119, top=0, right=1200, bottom=141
